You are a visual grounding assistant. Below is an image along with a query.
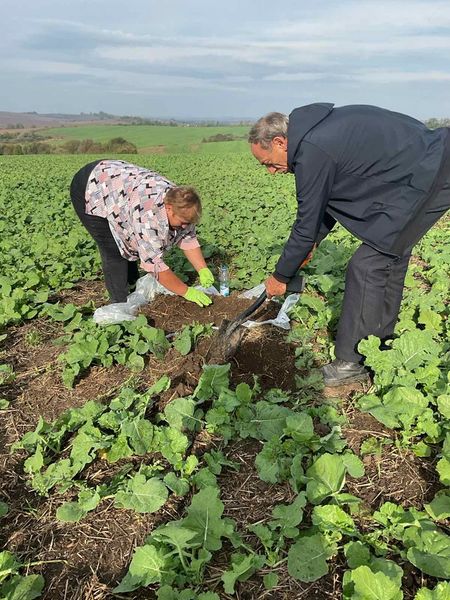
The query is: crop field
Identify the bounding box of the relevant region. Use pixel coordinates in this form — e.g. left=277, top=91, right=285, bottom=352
left=38, top=125, right=250, bottom=154
left=0, top=153, right=449, bottom=600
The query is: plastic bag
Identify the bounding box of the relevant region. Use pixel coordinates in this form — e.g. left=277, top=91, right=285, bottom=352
left=239, top=284, right=300, bottom=331
left=93, top=274, right=219, bottom=325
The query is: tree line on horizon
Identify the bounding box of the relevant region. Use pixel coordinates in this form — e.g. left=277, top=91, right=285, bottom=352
left=0, top=118, right=449, bottom=156
left=0, top=136, right=137, bottom=156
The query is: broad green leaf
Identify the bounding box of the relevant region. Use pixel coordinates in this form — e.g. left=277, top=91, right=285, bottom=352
left=306, top=453, right=346, bottom=504
left=284, top=413, right=314, bottom=442
left=78, top=488, right=101, bottom=511
left=173, top=328, right=192, bottom=355
left=407, top=530, right=450, bottom=578
left=235, top=382, right=253, bottom=404
left=0, top=551, right=21, bottom=582
left=105, top=433, right=134, bottom=462
left=194, top=364, right=231, bottom=402
left=156, top=587, right=212, bottom=600
left=192, top=468, right=217, bottom=489
left=414, top=582, right=450, bottom=600
left=69, top=428, right=104, bottom=471
left=342, top=453, right=365, bottom=478
left=418, top=309, right=442, bottom=331
left=425, top=492, right=450, bottom=520
left=248, top=401, right=291, bottom=441
left=221, top=552, right=265, bottom=594
left=114, top=475, right=168, bottom=514
left=350, top=565, right=403, bottom=600
left=127, top=351, right=145, bottom=371
left=360, top=387, right=428, bottom=429
left=151, top=523, right=198, bottom=551
left=344, top=541, right=371, bottom=569
left=122, top=418, right=155, bottom=454
left=163, top=473, right=190, bottom=497
left=182, top=487, right=226, bottom=552
left=147, top=374, right=171, bottom=396
left=159, top=428, right=189, bottom=467
left=369, top=558, right=403, bottom=586
left=56, top=502, right=86, bottom=523
left=182, top=454, right=199, bottom=477
left=163, top=398, right=197, bottom=431
left=393, top=330, right=440, bottom=369
left=263, top=572, right=279, bottom=590
left=113, top=544, right=170, bottom=592
left=436, top=457, right=450, bottom=486
left=32, top=459, right=77, bottom=495
left=287, top=533, right=329, bottom=582
left=271, top=493, right=307, bottom=531
left=24, top=447, right=44, bottom=476
left=0, top=573, right=45, bottom=600
left=312, top=505, right=356, bottom=535
left=255, top=443, right=283, bottom=484
left=436, top=395, right=450, bottom=419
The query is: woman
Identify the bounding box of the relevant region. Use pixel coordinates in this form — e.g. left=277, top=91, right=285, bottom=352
left=70, top=159, right=214, bottom=306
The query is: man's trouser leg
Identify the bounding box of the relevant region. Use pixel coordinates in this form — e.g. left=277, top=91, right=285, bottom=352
left=334, top=169, right=450, bottom=365
left=70, top=163, right=136, bottom=303
left=334, top=244, right=411, bottom=363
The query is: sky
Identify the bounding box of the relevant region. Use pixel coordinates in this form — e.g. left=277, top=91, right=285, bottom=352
left=1, top=0, right=450, bottom=120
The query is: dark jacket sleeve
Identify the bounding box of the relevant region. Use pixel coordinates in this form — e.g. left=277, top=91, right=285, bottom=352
left=274, top=142, right=336, bottom=282
left=316, top=212, right=337, bottom=245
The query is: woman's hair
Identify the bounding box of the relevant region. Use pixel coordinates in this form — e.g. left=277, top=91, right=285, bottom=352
left=248, top=112, right=289, bottom=149
left=164, top=186, right=202, bottom=223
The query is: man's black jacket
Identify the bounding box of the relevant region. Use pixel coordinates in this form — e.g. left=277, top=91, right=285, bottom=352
left=274, top=103, right=450, bottom=282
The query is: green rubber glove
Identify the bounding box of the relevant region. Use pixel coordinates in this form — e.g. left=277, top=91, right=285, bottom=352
left=198, top=267, right=214, bottom=288
left=183, top=287, right=213, bottom=307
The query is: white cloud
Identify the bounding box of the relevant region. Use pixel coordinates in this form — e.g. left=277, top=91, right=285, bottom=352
left=0, top=58, right=86, bottom=75
left=268, top=1, right=450, bottom=38
left=263, top=72, right=327, bottom=82
left=356, top=70, right=450, bottom=83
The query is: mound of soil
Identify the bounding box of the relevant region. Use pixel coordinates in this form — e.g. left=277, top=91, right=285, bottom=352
left=140, top=293, right=280, bottom=331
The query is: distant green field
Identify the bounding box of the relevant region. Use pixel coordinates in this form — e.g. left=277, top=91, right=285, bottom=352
left=40, top=124, right=250, bottom=154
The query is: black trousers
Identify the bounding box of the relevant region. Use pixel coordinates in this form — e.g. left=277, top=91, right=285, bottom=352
left=335, top=175, right=450, bottom=363
left=70, top=160, right=139, bottom=303
left=335, top=244, right=411, bottom=362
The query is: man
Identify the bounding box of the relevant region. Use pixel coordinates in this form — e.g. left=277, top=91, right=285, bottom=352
left=249, top=104, right=450, bottom=386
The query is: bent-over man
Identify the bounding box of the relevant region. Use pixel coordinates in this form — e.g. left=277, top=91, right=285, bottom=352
left=249, top=103, right=450, bottom=386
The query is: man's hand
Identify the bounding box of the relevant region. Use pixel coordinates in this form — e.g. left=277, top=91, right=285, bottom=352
left=198, top=267, right=214, bottom=288
left=183, top=287, right=212, bottom=307
left=264, top=275, right=287, bottom=297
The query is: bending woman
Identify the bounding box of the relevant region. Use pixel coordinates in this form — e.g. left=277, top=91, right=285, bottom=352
left=70, top=159, right=214, bottom=307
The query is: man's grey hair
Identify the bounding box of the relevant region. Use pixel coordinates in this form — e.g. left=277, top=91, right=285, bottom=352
left=248, top=112, right=289, bottom=149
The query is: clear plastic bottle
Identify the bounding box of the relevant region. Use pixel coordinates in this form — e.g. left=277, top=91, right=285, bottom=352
left=219, top=264, right=230, bottom=296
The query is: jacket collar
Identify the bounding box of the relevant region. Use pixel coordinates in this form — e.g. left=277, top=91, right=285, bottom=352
left=287, top=103, right=334, bottom=170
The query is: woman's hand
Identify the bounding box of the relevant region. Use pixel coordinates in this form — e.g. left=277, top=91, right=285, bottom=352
left=198, top=267, right=214, bottom=287
left=184, top=287, right=212, bottom=307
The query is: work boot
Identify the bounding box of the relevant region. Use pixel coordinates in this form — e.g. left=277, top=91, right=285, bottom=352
left=322, top=359, right=370, bottom=387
